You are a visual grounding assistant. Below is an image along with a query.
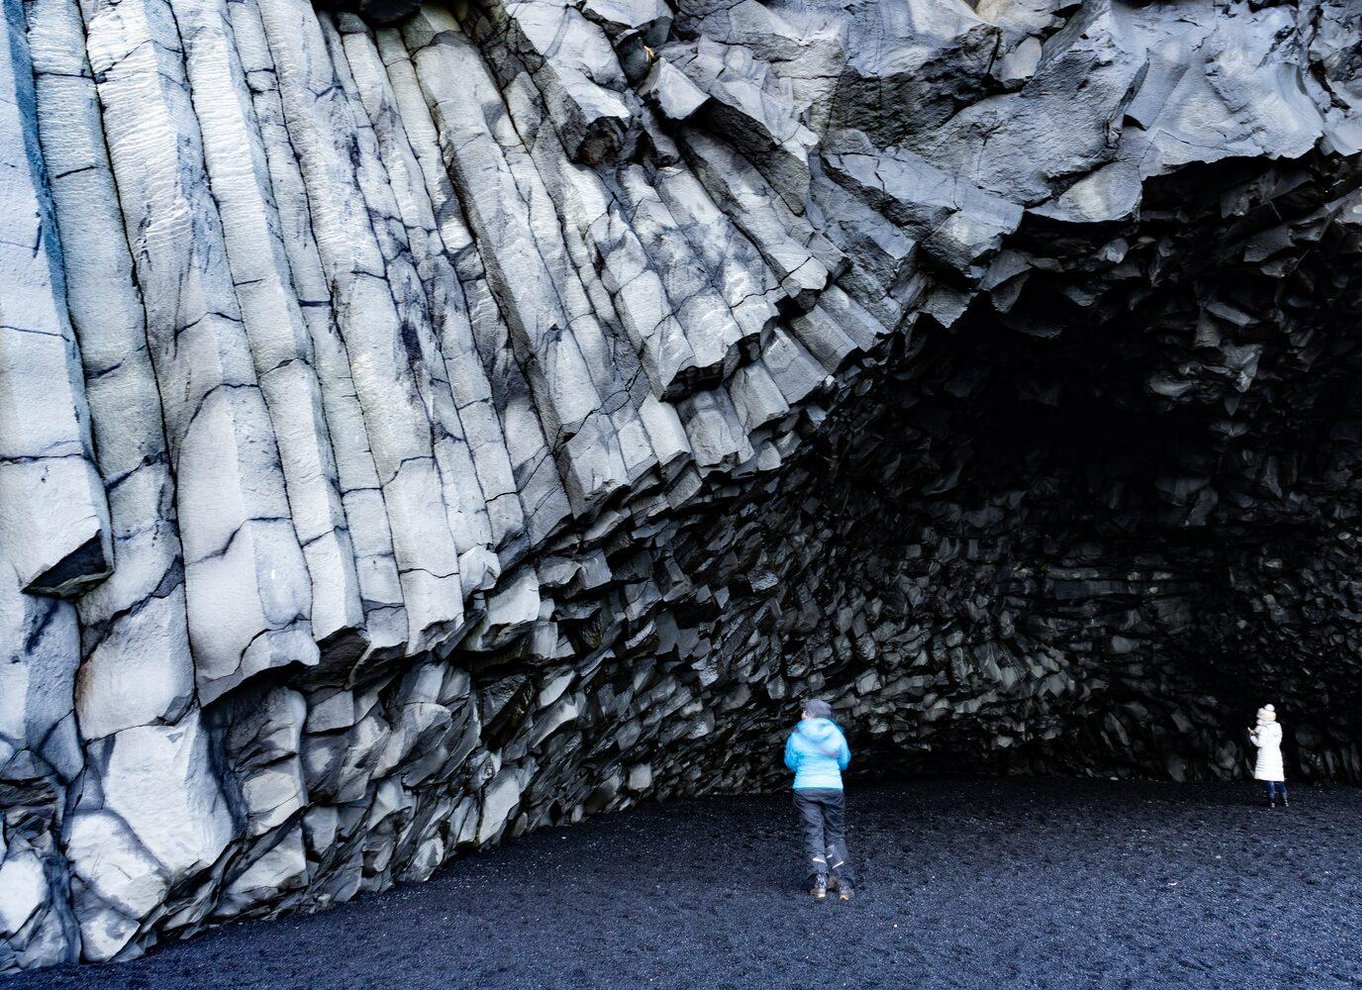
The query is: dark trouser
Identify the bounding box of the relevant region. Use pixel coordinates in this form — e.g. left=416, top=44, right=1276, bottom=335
left=1264, top=780, right=1288, bottom=802
left=793, top=788, right=854, bottom=888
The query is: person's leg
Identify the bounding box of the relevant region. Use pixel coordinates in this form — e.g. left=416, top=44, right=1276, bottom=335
left=793, top=791, right=828, bottom=891
left=1264, top=780, right=1276, bottom=806
left=1278, top=781, right=1289, bottom=806
left=821, top=790, right=854, bottom=895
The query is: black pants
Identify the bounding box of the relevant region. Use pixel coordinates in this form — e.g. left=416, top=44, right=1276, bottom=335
left=793, top=788, right=854, bottom=887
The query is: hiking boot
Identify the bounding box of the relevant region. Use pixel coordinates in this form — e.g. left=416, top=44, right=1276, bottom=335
left=810, top=875, right=828, bottom=900
left=837, top=884, right=855, bottom=903
left=1281, top=797, right=1289, bottom=808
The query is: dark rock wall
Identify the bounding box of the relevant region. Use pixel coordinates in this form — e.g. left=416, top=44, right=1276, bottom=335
left=625, top=149, right=1362, bottom=786
left=0, top=0, right=1359, bottom=972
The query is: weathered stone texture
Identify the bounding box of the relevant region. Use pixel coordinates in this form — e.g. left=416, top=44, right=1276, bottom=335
left=1, top=0, right=1360, bottom=972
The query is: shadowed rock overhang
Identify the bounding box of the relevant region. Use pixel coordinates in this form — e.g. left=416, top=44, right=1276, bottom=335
left=1, top=0, right=1359, bottom=972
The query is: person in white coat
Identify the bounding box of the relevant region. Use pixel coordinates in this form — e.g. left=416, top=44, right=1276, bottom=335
left=1248, top=704, right=1288, bottom=807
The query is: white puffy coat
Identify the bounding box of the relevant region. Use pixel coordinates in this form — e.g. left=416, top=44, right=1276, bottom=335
left=1250, top=722, right=1285, bottom=782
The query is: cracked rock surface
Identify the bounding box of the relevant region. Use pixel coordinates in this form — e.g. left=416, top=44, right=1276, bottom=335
left=1, top=0, right=1359, bottom=971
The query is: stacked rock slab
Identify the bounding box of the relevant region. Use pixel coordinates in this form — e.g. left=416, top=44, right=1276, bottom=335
left=1, top=0, right=1360, bottom=971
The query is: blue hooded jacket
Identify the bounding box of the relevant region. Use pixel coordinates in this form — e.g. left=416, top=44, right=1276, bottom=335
left=784, top=717, right=851, bottom=790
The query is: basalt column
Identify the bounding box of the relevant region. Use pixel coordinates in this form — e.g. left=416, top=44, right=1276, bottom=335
left=0, top=0, right=1359, bottom=972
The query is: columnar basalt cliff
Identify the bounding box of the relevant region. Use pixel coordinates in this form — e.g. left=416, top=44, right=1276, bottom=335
left=1, top=0, right=1360, bottom=971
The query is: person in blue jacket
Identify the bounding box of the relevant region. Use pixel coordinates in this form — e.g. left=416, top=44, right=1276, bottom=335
left=784, top=699, right=854, bottom=901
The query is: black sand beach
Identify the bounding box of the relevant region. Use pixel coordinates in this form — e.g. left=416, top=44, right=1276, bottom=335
left=12, top=778, right=1360, bottom=990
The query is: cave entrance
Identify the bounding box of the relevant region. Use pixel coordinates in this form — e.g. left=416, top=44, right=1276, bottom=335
left=764, top=155, right=1362, bottom=783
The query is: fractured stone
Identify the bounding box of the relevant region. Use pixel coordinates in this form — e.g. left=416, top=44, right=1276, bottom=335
left=1, top=0, right=1360, bottom=973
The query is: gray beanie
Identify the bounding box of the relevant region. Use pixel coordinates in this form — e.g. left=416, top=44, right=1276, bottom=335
left=803, top=699, right=833, bottom=719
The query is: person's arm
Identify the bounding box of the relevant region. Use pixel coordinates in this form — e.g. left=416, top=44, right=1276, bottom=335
left=837, top=731, right=851, bottom=771
left=784, top=734, right=799, bottom=773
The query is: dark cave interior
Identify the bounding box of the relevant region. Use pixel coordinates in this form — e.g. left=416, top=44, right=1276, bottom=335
left=660, top=153, right=1362, bottom=786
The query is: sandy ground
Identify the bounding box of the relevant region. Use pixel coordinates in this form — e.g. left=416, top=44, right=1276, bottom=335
left=11, top=778, right=1360, bottom=990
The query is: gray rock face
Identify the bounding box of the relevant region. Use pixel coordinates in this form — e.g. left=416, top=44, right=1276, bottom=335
left=1, top=0, right=1360, bottom=971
